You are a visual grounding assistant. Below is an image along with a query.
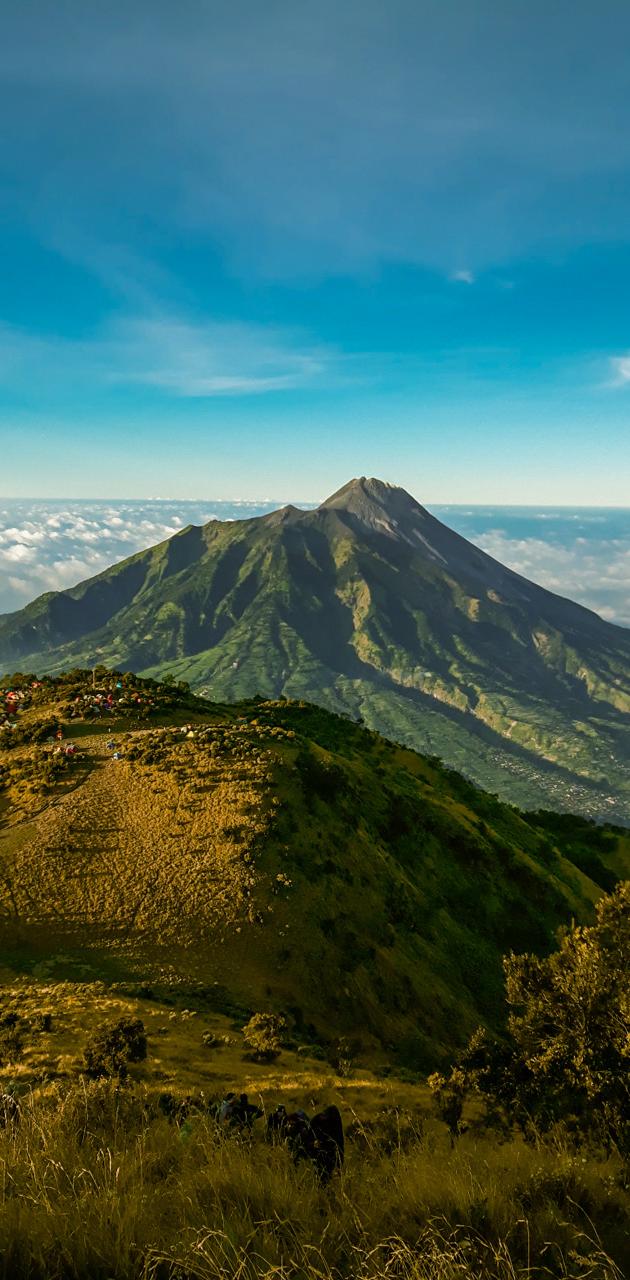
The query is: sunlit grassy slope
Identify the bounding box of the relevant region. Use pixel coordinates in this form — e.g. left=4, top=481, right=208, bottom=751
left=1, top=673, right=628, bottom=1069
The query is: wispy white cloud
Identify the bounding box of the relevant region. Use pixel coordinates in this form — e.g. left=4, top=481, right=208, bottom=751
left=474, top=528, right=630, bottom=626
left=608, top=352, right=630, bottom=386
left=0, top=312, right=333, bottom=400
left=450, top=269, right=475, bottom=285
left=108, top=316, right=328, bottom=395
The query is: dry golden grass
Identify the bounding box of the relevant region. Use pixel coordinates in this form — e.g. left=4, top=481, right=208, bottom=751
left=0, top=1082, right=626, bottom=1280
left=0, top=973, right=426, bottom=1119
left=0, top=725, right=275, bottom=943
left=0, top=977, right=627, bottom=1280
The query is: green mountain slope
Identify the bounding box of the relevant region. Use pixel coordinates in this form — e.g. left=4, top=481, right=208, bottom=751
left=1, top=672, right=628, bottom=1065
left=2, top=478, right=630, bottom=818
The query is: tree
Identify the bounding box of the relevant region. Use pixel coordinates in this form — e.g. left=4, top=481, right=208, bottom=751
left=241, top=1012, right=286, bottom=1062
left=84, top=1018, right=147, bottom=1080
left=427, top=1068, right=466, bottom=1146
left=503, top=881, right=629, bottom=1151
left=433, top=883, right=630, bottom=1154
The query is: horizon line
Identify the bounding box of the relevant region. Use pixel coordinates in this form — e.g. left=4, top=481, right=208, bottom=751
left=1, top=495, right=630, bottom=512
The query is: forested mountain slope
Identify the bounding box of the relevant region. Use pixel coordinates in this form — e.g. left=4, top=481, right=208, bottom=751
left=2, top=478, right=630, bottom=818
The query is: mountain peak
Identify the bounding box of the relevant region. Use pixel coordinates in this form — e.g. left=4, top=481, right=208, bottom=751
left=2, top=471, right=630, bottom=821
left=318, top=476, right=428, bottom=529
left=320, top=476, right=390, bottom=504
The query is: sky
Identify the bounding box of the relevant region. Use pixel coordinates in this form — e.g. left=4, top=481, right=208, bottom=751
left=1, top=1, right=630, bottom=502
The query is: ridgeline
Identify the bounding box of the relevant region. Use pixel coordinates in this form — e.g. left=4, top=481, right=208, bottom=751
left=2, top=669, right=628, bottom=1067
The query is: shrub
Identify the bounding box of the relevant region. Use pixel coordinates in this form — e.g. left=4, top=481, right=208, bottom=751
left=436, top=882, right=630, bottom=1156
left=84, top=1018, right=147, bottom=1080
left=241, top=1012, right=286, bottom=1062
left=295, top=749, right=347, bottom=804
left=0, top=1026, right=23, bottom=1067
left=501, top=880, right=630, bottom=1152
left=328, top=1035, right=360, bottom=1077
left=428, top=1068, right=467, bottom=1145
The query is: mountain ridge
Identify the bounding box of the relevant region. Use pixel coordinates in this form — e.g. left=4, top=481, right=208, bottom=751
left=2, top=672, right=628, bottom=1062
left=2, top=478, right=630, bottom=819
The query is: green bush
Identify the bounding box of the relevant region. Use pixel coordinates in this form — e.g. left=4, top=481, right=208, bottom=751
left=241, top=1012, right=286, bottom=1062
left=328, top=1035, right=360, bottom=1077
left=84, top=1018, right=147, bottom=1080
left=295, top=749, right=348, bottom=804
left=436, top=882, right=630, bottom=1156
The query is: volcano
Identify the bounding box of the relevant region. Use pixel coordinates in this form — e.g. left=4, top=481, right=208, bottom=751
left=2, top=477, right=630, bottom=817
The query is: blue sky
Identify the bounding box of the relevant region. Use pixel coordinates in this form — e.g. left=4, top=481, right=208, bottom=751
left=1, top=0, right=630, bottom=502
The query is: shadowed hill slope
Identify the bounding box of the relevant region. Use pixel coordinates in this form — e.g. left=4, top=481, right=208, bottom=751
left=1, top=672, right=628, bottom=1067
left=2, top=478, right=630, bottom=819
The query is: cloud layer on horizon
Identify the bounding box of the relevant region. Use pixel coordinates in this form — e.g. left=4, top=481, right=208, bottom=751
left=0, top=500, right=278, bottom=615
left=473, top=527, right=630, bottom=626
left=0, top=499, right=629, bottom=629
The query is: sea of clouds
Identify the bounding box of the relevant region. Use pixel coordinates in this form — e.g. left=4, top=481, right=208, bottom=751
left=0, top=499, right=629, bottom=628
left=0, top=499, right=279, bottom=616
left=435, top=506, right=630, bottom=628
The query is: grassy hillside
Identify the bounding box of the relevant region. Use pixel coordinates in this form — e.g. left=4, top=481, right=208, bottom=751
left=1, top=912, right=628, bottom=1280
left=2, top=480, right=630, bottom=821
left=1, top=669, right=628, bottom=1069
left=1, top=1074, right=628, bottom=1280
left=2, top=670, right=629, bottom=1279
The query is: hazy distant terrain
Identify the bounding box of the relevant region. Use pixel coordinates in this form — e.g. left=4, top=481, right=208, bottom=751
left=1, top=497, right=630, bottom=623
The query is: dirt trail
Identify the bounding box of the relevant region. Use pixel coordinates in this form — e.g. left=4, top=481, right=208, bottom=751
left=0, top=731, right=272, bottom=946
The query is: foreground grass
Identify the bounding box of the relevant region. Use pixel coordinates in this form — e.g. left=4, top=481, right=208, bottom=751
left=0, top=1084, right=627, bottom=1280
